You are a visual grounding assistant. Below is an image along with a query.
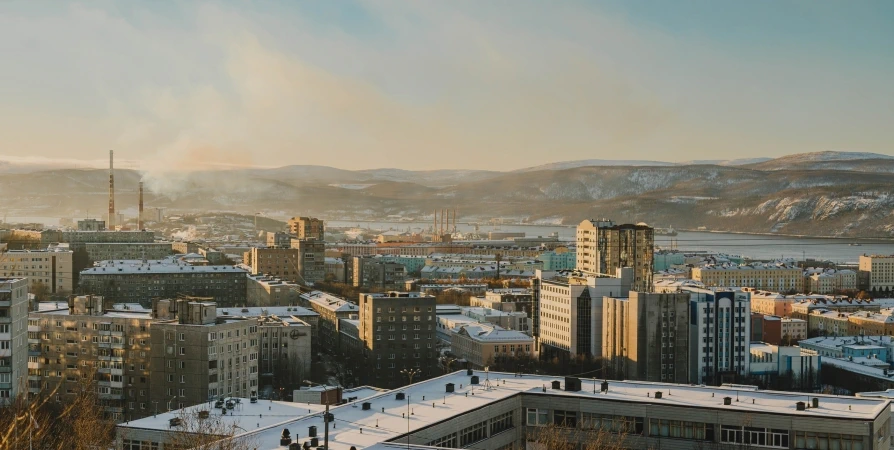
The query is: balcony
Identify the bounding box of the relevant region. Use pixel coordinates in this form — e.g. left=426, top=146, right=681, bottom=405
left=27, top=325, right=39, bottom=333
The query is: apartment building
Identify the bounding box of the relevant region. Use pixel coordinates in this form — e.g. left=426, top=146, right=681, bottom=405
left=290, top=238, right=325, bottom=283
left=299, top=291, right=359, bottom=350
left=79, top=258, right=247, bottom=306
left=249, top=247, right=301, bottom=280
left=533, top=268, right=632, bottom=359
left=602, top=292, right=691, bottom=383
left=860, top=254, right=894, bottom=292
left=692, top=263, right=803, bottom=292
left=171, top=241, right=200, bottom=255
left=266, top=231, right=294, bottom=248
left=682, top=287, right=752, bottom=385
left=781, top=317, right=808, bottom=342
left=149, top=299, right=260, bottom=410
left=257, top=314, right=312, bottom=392
left=352, top=256, right=407, bottom=289
left=539, top=248, right=576, bottom=271
left=287, top=217, right=324, bottom=241
left=807, top=269, right=857, bottom=293
left=246, top=274, right=300, bottom=307
left=0, top=246, right=74, bottom=293
left=450, top=323, right=534, bottom=368
left=576, top=219, right=654, bottom=291
left=470, top=289, right=534, bottom=316
left=358, top=292, right=437, bottom=389
left=0, top=278, right=28, bottom=405
left=28, top=295, right=153, bottom=420
left=84, top=242, right=173, bottom=263
left=77, top=218, right=106, bottom=231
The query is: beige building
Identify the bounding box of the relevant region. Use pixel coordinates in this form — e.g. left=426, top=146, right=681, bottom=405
left=808, top=269, right=857, bottom=294
left=358, top=291, right=437, bottom=388
left=746, top=288, right=795, bottom=317
left=246, top=274, right=301, bottom=307
left=288, top=217, right=324, bottom=241
left=602, top=292, right=691, bottom=383
left=249, top=247, right=302, bottom=280
left=781, top=317, right=808, bottom=341
left=149, top=299, right=260, bottom=410
left=576, top=219, right=653, bottom=291
left=84, top=242, right=173, bottom=263
left=29, top=296, right=153, bottom=420
left=692, top=263, right=804, bottom=292
left=450, top=323, right=534, bottom=368
left=290, top=239, right=325, bottom=283
left=1, top=278, right=28, bottom=405
left=0, top=246, right=74, bottom=294
left=266, top=231, right=294, bottom=248
left=860, top=254, right=894, bottom=292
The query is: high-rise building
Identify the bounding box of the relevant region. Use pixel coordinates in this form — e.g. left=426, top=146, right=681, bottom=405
left=602, top=292, right=691, bottom=383
left=576, top=219, right=654, bottom=291
left=288, top=217, right=324, bottom=241
left=682, top=287, right=752, bottom=385
left=358, top=292, right=437, bottom=388
left=0, top=277, right=28, bottom=405
left=859, top=254, right=894, bottom=292
left=352, top=256, right=407, bottom=289
left=290, top=239, right=325, bottom=284
left=532, top=268, right=632, bottom=359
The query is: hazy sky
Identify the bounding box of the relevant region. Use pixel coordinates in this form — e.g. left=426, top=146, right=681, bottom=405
left=1, top=1, right=892, bottom=171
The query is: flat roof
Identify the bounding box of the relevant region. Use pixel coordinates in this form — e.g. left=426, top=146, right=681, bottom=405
left=82, top=259, right=247, bottom=275
left=218, top=306, right=317, bottom=318
left=237, top=370, right=889, bottom=450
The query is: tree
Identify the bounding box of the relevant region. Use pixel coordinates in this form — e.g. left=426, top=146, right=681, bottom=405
left=529, top=423, right=642, bottom=450
left=30, top=280, right=50, bottom=302
left=161, top=408, right=259, bottom=450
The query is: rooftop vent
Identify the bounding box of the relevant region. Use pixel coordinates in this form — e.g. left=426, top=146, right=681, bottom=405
left=197, top=410, right=210, bottom=419
left=654, top=391, right=663, bottom=399
left=396, top=392, right=405, bottom=400
left=310, top=437, right=319, bottom=448
left=169, top=418, right=182, bottom=427
left=308, top=426, right=317, bottom=437
left=723, top=397, right=732, bottom=406
left=446, top=383, right=455, bottom=393
left=812, top=398, right=819, bottom=408
left=362, top=402, right=371, bottom=411
left=470, top=376, right=479, bottom=385
left=466, top=368, right=473, bottom=376
left=796, top=402, right=806, bottom=411
left=551, top=380, right=561, bottom=390
left=565, top=377, right=581, bottom=392
left=601, top=381, right=609, bottom=393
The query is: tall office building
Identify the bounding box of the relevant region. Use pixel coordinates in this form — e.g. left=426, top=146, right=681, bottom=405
left=602, top=292, right=691, bottom=383
left=0, top=278, right=28, bottom=405
left=682, top=287, right=751, bottom=385
left=576, top=219, right=654, bottom=292
left=358, top=292, right=437, bottom=388
left=533, top=268, right=632, bottom=359
left=288, top=217, right=324, bottom=241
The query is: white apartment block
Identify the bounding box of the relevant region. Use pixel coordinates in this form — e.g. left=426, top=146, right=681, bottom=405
left=0, top=278, right=28, bottom=404
left=0, top=247, right=74, bottom=294
left=808, top=269, right=857, bottom=294
left=692, top=262, right=803, bottom=292
left=534, top=268, right=631, bottom=358
left=682, top=287, right=752, bottom=385
left=860, top=255, right=894, bottom=292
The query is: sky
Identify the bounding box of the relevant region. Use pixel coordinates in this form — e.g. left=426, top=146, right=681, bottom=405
left=0, top=1, right=892, bottom=171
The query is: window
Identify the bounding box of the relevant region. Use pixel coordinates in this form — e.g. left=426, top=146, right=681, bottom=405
left=460, top=420, right=488, bottom=446
left=490, top=411, right=513, bottom=435
left=526, top=408, right=549, bottom=426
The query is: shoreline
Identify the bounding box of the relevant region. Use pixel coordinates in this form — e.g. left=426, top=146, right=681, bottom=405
left=675, top=228, right=894, bottom=243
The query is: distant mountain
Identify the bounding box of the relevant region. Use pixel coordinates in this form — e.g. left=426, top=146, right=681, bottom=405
left=514, top=159, right=673, bottom=172
left=1, top=151, right=893, bottom=237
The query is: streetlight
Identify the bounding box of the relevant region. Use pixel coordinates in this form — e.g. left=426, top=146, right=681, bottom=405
left=400, top=368, right=421, bottom=386
left=304, top=380, right=331, bottom=450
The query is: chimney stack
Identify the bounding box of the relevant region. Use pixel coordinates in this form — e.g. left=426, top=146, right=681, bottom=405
left=138, top=181, right=144, bottom=230
left=108, top=150, right=115, bottom=228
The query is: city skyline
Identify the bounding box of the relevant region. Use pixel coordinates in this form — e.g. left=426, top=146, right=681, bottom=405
left=2, top=1, right=893, bottom=171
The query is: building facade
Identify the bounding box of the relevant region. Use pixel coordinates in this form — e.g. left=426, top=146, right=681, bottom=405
left=288, top=217, right=324, bottom=241
left=576, top=219, right=654, bottom=291
left=84, top=243, right=173, bottom=263
left=683, top=287, right=752, bottom=385
left=450, top=323, right=535, bottom=368
left=266, top=231, right=294, bottom=248
left=290, top=239, right=325, bottom=284
left=358, top=291, right=437, bottom=388
left=0, top=278, right=28, bottom=405
left=246, top=275, right=300, bottom=307
left=352, top=256, right=407, bottom=289
left=0, top=247, right=74, bottom=294
left=692, top=263, right=803, bottom=292
left=860, top=255, right=894, bottom=292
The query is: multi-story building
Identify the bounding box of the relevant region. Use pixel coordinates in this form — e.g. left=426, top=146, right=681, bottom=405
left=246, top=275, right=300, bottom=307
left=77, top=219, right=106, bottom=231
left=352, top=256, right=407, bottom=289
left=0, top=246, right=74, bottom=294
left=791, top=296, right=894, bottom=320
left=860, top=254, right=894, bottom=292
left=470, top=289, right=534, bottom=316
left=533, top=268, right=632, bottom=359
left=288, top=217, right=324, bottom=241
left=290, top=239, right=325, bottom=284
left=83, top=243, right=173, bottom=263
left=807, top=269, right=857, bottom=293
left=249, top=247, right=301, bottom=280
left=539, top=248, right=576, bottom=271
left=266, top=231, right=294, bottom=248
left=746, top=288, right=796, bottom=317
left=171, top=241, right=200, bottom=255
left=216, top=305, right=319, bottom=342
left=149, top=299, right=260, bottom=410
left=79, top=258, right=247, bottom=306
left=0, top=278, right=28, bottom=405
left=576, top=219, right=653, bottom=291
left=781, top=317, right=807, bottom=342
left=324, top=257, right=347, bottom=283
left=450, top=323, right=535, bottom=368
left=377, top=255, right=427, bottom=274
left=462, top=307, right=530, bottom=334
left=692, top=262, right=803, bottom=292
left=358, top=291, right=437, bottom=388
left=327, top=242, right=378, bottom=257
left=602, top=292, right=691, bottom=383
left=257, top=314, right=312, bottom=392
left=28, top=295, right=153, bottom=420
left=299, top=291, right=359, bottom=350
left=682, top=287, right=751, bottom=385
left=749, top=343, right=820, bottom=390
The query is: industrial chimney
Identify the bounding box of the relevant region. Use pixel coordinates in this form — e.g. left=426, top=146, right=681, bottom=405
left=108, top=150, right=115, bottom=228
left=138, top=181, right=144, bottom=230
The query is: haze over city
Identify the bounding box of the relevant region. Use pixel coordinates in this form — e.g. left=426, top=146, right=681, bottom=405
left=2, top=1, right=893, bottom=171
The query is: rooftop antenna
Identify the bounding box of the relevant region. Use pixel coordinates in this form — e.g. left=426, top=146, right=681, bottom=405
left=484, top=366, right=494, bottom=391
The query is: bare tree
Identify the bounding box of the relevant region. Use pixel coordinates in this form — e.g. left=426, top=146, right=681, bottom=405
left=163, top=407, right=259, bottom=450
left=528, top=423, right=647, bottom=450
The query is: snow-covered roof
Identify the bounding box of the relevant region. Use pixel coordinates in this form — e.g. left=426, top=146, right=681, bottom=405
left=300, top=291, right=358, bottom=313
left=82, top=257, right=246, bottom=275
left=218, top=306, right=317, bottom=318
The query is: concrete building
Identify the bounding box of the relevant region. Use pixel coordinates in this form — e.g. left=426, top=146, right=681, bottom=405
left=470, top=289, right=534, bottom=316
left=79, top=258, right=247, bottom=307
left=352, top=256, right=407, bottom=289
left=800, top=335, right=891, bottom=362
left=115, top=369, right=894, bottom=450
left=84, top=242, right=173, bottom=263
left=324, top=257, right=347, bottom=283
left=77, top=218, right=106, bottom=231
left=0, top=246, right=74, bottom=294
left=358, top=291, right=437, bottom=388
left=377, top=254, right=427, bottom=274
left=257, top=314, right=312, bottom=393
left=171, top=241, right=200, bottom=255
left=533, top=268, right=632, bottom=359
left=249, top=247, right=302, bottom=281
left=753, top=314, right=783, bottom=345
left=299, top=291, right=359, bottom=350
left=450, top=323, right=535, bottom=368
left=781, top=317, right=808, bottom=342
left=539, top=248, right=576, bottom=271
left=749, top=343, right=820, bottom=390
left=246, top=275, right=300, bottom=307
left=682, top=287, right=752, bottom=385
left=461, top=307, right=530, bottom=334
left=692, top=262, right=804, bottom=292
left=266, top=231, right=294, bottom=248
left=0, top=278, right=28, bottom=405
left=288, top=217, right=324, bottom=241
left=28, top=295, right=153, bottom=420
left=576, top=219, right=654, bottom=292
left=747, top=288, right=797, bottom=317
left=149, top=299, right=260, bottom=410
left=216, top=305, right=319, bottom=342
left=289, top=238, right=325, bottom=284
left=808, top=269, right=857, bottom=293
left=602, top=292, right=691, bottom=383
left=860, top=255, right=894, bottom=293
